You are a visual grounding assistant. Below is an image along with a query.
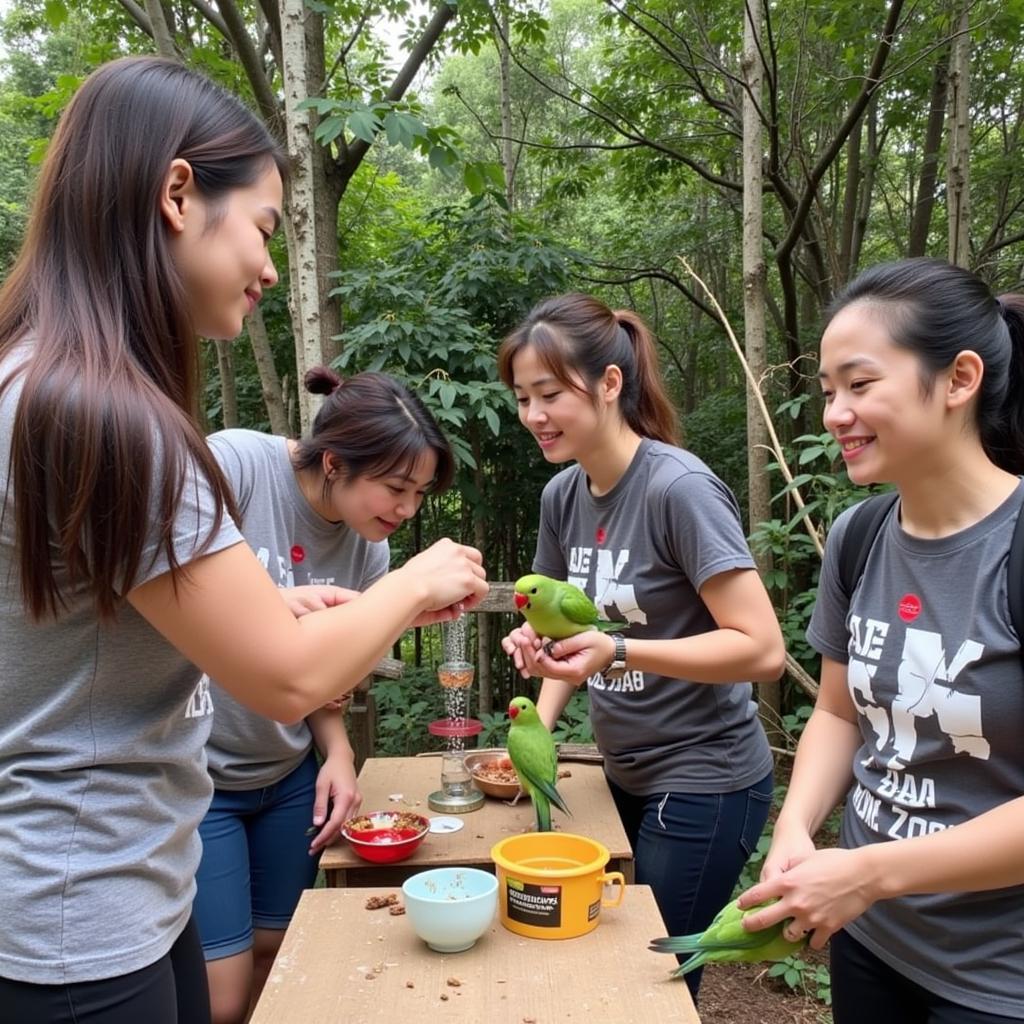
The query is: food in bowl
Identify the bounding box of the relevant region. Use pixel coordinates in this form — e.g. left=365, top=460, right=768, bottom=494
left=402, top=867, right=498, bottom=952
left=464, top=750, right=522, bottom=799
left=341, top=810, right=429, bottom=864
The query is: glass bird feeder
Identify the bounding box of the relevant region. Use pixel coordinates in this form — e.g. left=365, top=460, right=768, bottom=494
left=427, top=653, right=484, bottom=814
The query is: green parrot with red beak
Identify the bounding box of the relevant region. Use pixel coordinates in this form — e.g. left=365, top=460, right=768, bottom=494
left=513, top=573, right=627, bottom=640
left=506, top=696, right=571, bottom=832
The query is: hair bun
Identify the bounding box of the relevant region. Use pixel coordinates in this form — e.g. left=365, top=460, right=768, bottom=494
left=304, top=365, right=344, bottom=396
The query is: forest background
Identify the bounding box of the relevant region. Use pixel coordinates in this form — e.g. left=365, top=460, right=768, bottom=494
left=2, top=3, right=1022, bottom=1014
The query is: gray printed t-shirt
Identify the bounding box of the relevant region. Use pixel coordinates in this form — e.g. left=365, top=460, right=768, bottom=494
left=205, top=429, right=390, bottom=789
left=533, top=439, right=772, bottom=795
left=807, top=484, right=1024, bottom=1017
left=0, top=352, right=243, bottom=984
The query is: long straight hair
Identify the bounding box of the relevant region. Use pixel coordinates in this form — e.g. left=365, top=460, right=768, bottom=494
left=0, top=56, right=288, bottom=619
left=497, top=293, right=680, bottom=445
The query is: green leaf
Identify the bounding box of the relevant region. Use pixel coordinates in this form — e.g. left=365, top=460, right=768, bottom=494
left=347, top=109, right=381, bottom=144
left=483, top=406, right=501, bottom=436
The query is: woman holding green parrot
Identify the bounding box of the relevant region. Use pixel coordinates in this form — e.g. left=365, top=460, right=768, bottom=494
left=497, top=292, right=785, bottom=1001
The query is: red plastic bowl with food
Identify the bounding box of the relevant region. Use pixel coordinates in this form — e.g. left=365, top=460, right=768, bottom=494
left=341, top=811, right=430, bottom=864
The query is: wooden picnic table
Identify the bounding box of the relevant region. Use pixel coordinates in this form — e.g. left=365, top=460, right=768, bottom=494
left=249, top=884, right=701, bottom=1023
left=319, top=755, right=634, bottom=888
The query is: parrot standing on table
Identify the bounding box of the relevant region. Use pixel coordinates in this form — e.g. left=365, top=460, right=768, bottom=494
left=648, top=896, right=808, bottom=977
left=513, top=574, right=628, bottom=641
left=506, top=696, right=571, bottom=833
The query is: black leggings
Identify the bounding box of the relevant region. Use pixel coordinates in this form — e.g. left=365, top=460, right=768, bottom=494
left=0, top=917, right=211, bottom=1024
left=831, top=929, right=1023, bottom=1023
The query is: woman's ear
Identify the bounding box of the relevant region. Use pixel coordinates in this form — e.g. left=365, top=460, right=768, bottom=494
left=159, top=158, right=196, bottom=234
left=946, top=350, right=984, bottom=410
left=321, top=451, right=342, bottom=481
left=600, top=364, right=624, bottom=405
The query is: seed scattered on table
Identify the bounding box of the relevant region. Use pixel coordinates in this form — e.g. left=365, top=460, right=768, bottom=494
left=446, top=977, right=462, bottom=987
left=388, top=904, right=406, bottom=915
left=364, top=893, right=399, bottom=910
left=405, top=981, right=415, bottom=989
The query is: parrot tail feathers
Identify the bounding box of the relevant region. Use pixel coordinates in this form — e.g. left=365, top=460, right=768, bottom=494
left=648, top=935, right=703, bottom=955
left=667, top=952, right=709, bottom=978
left=593, top=620, right=629, bottom=633
left=532, top=776, right=571, bottom=817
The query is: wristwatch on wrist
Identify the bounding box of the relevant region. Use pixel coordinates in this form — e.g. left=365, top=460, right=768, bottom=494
left=602, top=633, right=628, bottom=679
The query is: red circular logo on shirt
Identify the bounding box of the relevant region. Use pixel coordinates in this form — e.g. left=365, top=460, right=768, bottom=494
left=595, top=527, right=607, bottom=545
left=898, top=593, right=921, bottom=622
left=290, top=545, right=305, bottom=564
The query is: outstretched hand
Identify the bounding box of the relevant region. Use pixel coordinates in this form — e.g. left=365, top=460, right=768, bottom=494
left=501, top=623, right=613, bottom=685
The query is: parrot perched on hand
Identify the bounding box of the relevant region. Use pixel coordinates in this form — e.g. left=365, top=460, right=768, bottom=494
left=648, top=897, right=808, bottom=977
left=506, top=695, right=571, bottom=833
left=513, top=574, right=627, bottom=640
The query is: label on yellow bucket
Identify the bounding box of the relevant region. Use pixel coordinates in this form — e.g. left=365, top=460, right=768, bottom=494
left=587, top=899, right=600, bottom=921
left=506, top=877, right=562, bottom=928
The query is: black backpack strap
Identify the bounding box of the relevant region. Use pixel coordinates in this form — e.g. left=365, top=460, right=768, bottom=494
left=836, top=492, right=900, bottom=601
left=1007, top=495, right=1024, bottom=659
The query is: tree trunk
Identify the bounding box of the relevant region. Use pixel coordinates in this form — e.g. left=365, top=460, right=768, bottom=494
left=280, top=0, right=327, bottom=433
left=213, top=340, right=239, bottom=429
left=838, top=118, right=862, bottom=283
left=142, top=0, right=177, bottom=58
left=946, top=6, right=971, bottom=268
left=908, top=57, right=949, bottom=257
left=495, top=8, right=516, bottom=210
left=247, top=305, right=290, bottom=436
left=742, top=0, right=782, bottom=733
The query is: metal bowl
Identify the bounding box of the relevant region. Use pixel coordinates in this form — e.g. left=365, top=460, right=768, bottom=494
left=464, top=749, right=522, bottom=800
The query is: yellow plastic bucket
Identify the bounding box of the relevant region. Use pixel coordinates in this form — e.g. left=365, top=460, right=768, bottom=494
left=490, top=832, right=625, bottom=940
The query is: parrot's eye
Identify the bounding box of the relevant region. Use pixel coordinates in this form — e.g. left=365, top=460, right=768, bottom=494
left=530, top=587, right=537, bottom=594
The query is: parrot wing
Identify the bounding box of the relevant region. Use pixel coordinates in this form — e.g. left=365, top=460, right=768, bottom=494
left=556, top=583, right=601, bottom=627
left=507, top=725, right=571, bottom=817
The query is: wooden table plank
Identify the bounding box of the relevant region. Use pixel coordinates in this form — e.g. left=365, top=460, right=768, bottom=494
left=250, top=886, right=700, bottom=1024
left=320, top=756, right=633, bottom=887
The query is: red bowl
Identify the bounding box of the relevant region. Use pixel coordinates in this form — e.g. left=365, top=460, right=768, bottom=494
left=341, top=811, right=430, bottom=864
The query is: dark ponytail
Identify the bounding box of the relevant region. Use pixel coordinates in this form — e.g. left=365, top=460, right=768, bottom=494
left=993, top=294, right=1024, bottom=474
left=497, top=293, right=680, bottom=445
left=291, top=368, right=455, bottom=497
left=828, top=258, right=1024, bottom=475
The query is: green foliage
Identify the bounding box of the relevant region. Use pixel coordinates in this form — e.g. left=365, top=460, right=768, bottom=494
left=768, top=955, right=832, bottom=1007
left=372, top=667, right=444, bottom=756
left=551, top=690, right=594, bottom=744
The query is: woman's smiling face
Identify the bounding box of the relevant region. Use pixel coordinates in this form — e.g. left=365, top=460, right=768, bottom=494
left=819, top=302, right=953, bottom=487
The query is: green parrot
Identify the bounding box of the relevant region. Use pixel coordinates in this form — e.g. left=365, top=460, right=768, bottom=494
left=505, top=695, right=571, bottom=832
left=648, top=897, right=808, bottom=977
left=513, top=573, right=628, bottom=641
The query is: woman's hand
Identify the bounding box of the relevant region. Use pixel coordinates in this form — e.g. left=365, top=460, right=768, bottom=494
left=759, top=819, right=817, bottom=883
left=501, top=622, right=544, bottom=678
left=501, top=623, right=614, bottom=686
left=736, top=846, right=877, bottom=949
left=280, top=585, right=360, bottom=618
left=307, top=753, right=362, bottom=855
left=395, top=538, right=489, bottom=620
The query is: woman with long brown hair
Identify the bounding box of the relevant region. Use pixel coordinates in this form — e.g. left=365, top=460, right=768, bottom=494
left=498, top=293, right=784, bottom=1002
left=0, top=56, right=486, bottom=1023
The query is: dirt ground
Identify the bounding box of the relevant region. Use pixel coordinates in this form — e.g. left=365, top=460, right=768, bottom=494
left=697, top=945, right=833, bottom=1024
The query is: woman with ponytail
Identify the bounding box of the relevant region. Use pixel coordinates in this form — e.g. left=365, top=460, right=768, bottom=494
left=497, top=293, right=785, bottom=1001
left=196, top=367, right=454, bottom=1023
left=739, top=258, right=1024, bottom=1022
left=0, top=57, right=485, bottom=1023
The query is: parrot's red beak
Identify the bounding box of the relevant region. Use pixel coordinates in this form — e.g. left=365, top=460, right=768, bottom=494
left=508, top=704, right=519, bottom=719
left=513, top=592, right=528, bottom=609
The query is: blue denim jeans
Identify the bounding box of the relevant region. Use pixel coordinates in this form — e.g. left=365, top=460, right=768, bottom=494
left=193, top=751, right=320, bottom=960
left=606, top=770, right=773, bottom=1002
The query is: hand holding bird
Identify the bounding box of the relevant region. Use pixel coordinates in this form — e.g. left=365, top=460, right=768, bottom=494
left=506, top=695, right=571, bottom=833
left=649, top=896, right=808, bottom=977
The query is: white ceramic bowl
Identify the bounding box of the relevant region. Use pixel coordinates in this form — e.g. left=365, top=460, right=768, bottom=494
left=401, top=867, right=498, bottom=953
